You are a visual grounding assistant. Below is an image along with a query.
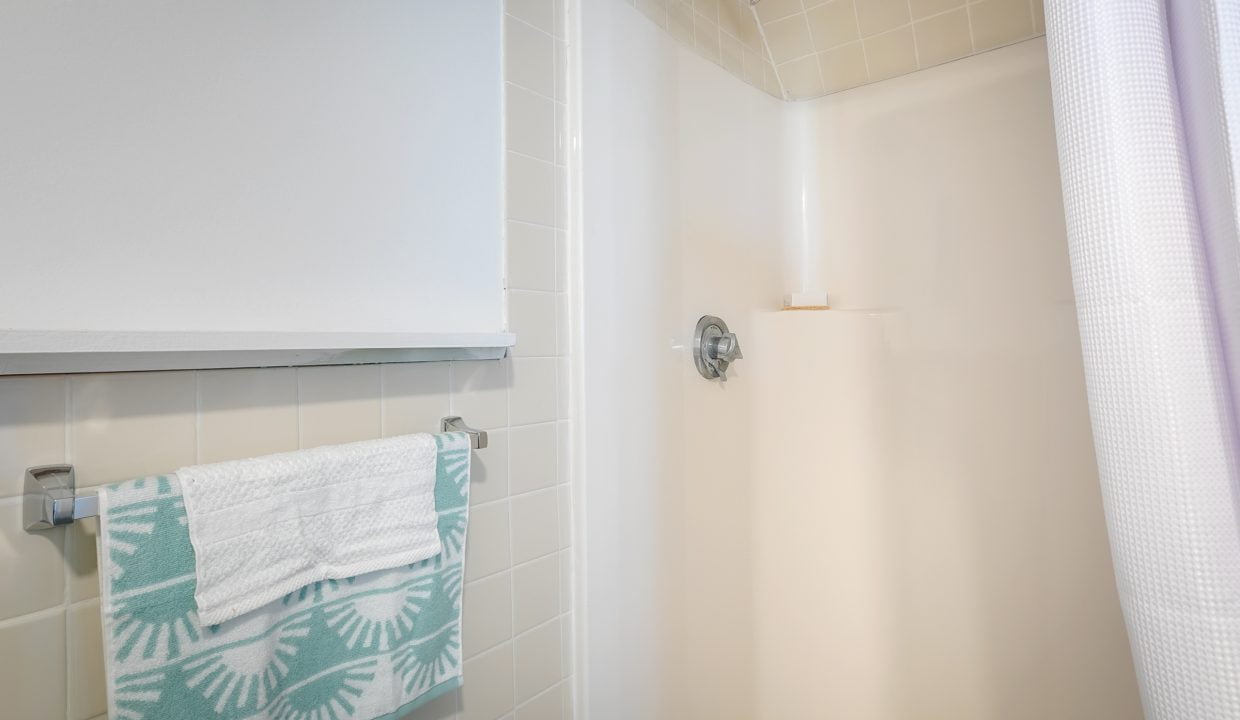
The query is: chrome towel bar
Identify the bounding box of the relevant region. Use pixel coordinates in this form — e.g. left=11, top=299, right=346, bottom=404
left=23, top=416, right=488, bottom=531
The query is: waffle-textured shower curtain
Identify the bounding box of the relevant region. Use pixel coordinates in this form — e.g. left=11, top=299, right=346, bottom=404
left=1045, top=1, right=1240, bottom=717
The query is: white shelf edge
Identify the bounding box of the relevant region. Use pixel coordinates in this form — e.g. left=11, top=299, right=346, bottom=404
left=0, top=331, right=515, bottom=375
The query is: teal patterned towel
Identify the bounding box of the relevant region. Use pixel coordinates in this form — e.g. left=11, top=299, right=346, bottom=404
left=97, top=432, right=471, bottom=720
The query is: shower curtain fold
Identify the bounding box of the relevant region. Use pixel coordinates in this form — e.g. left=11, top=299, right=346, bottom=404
left=1045, top=1, right=1240, bottom=718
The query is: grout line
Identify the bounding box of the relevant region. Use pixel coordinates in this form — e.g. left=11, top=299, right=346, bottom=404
left=0, top=604, right=64, bottom=631
left=505, top=79, right=560, bottom=111
left=294, top=368, right=303, bottom=450
left=62, top=373, right=74, bottom=720
left=965, top=3, right=977, bottom=53
left=505, top=10, right=558, bottom=42
left=508, top=148, right=558, bottom=169
left=514, top=677, right=563, bottom=712
left=193, top=371, right=202, bottom=464
left=753, top=1, right=805, bottom=25
left=465, top=545, right=563, bottom=588
left=750, top=2, right=789, bottom=98
left=506, top=443, right=518, bottom=715
left=378, top=365, right=386, bottom=439
left=904, top=0, right=922, bottom=67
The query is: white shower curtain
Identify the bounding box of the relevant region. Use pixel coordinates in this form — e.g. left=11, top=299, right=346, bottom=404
left=1045, top=1, right=1240, bottom=717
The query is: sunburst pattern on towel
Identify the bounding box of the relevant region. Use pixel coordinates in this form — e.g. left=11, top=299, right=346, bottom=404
left=97, top=432, right=471, bottom=720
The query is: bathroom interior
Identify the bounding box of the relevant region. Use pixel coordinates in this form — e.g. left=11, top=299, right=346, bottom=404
left=2, top=0, right=1237, bottom=719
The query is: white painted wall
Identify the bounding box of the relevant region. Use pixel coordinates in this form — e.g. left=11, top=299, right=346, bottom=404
left=578, top=1, right=785, bottom=717
left=0, top=0, right=504, bottom=338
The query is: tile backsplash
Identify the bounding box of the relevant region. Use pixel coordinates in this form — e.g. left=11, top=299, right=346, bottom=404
left=625, top=0, right=1046, bottom=100
left=0, top=2, right=573, bottom=720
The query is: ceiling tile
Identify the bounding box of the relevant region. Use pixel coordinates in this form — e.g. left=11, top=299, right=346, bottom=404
left=720, top=1, right=765, bottom=49
left=755, top=0, right=805, bottom=23
left=818, top=41, right=869, bottom=92
left=914, top=7, right=972, bottom=67
left=864, top=25, right=918, bottom=81
left=908, top=0, right=965, bottom=21
left=969, top=0, right=1034, bottom=51
left=779, top=54, right=825, bottom=98
left=765, top=14, right=816, bottom=63
left=806, top=1, right=861, bottom=51
left=854, top=0, right=910, bottom=36
left=694, top=0, right=721, bottom=22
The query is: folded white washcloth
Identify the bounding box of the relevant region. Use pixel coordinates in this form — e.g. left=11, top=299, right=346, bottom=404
left=178, top=434, right=441, bottom=625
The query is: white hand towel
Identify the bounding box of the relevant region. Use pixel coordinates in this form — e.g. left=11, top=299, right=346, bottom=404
left=178, top=434, right=441, bottom=625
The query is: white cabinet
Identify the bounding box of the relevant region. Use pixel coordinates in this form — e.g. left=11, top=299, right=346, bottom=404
left=0, top=0, right=511, bottom=373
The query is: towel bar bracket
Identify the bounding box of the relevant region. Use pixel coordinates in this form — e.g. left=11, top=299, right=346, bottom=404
left=441, top=416, right=488, bottom=450
left=23, top=416, right=487, bottom=531
left=24, top=464, right=96, bottom=531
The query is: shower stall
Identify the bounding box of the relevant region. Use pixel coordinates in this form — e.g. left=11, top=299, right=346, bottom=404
left=575, top=2, right=1141, bottom=718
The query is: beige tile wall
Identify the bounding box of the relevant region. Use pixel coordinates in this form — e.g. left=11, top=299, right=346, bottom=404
left=0, top=2, right=573, bottom=720
left=627, top=0, right=1046, bottom=100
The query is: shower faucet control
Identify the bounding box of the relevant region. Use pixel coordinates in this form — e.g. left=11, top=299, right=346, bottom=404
left=694, top=315, right=744, bottom=381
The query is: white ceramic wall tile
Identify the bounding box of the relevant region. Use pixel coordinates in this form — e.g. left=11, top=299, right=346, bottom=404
left=198, top=367, right=298, bottom=463
left=404, top=689, right=460, bottom=720
left=513, top=553, right=560, bottom=634
left=508, top=84, right=556, bottom=162
left=382, top=363, right=452, bottom=437
left=296, top=365, right=383, bottom=448
left=507, top=0, right=556, bottom=34
left=66, top=518, right=99, bottom=602
left=554, top=39, right=569, bottom=104
left=0, top=503, right=64, bottom=620
left=558, top=554, right=572, bottom=616
left=510, top=359, right=558, bottom=426
left=68, top=601, right=105, bottom=720
left=557, top=486, right=572, bottom=550
left=555, top=231, right=569, bottom=293
left=510, top=423, right=558, bottom=495
left=461, top=642, right=516, bottom=720
left=0, top=611, right=66, bottom=720
left=71, top=372, right=197, bottom=487
left=506, top=15, right=556, bottom=97
left=0, top=376, right=65, bottom=499
left=510, top=291, right=558, bottom=358
left=556, top=359, right=571, bottom=419
left=556, top=422, right=571, bottom=486
left=553, top=163, right=569, bottom=231
left=511, top=488, right=560, bottom=564
left=451, top=361, right=511, bottom=431
left=466, top=501, right=513, bottom=582
left=514, top=620, right=562, bottom=704
left=509, top=222, right=558, bottom=292
left=463, top=571, right=514, bottom=658
left=507, top=152, right=558, bottom=228
left=472, top=429, right=511, bottom=506
left=517, top=683, right=563, bottom=720
left=555, top=296, right=570, bottom=358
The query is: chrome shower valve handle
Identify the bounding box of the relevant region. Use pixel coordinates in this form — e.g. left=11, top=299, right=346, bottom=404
left=694, top=315, right=743, bottom=381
